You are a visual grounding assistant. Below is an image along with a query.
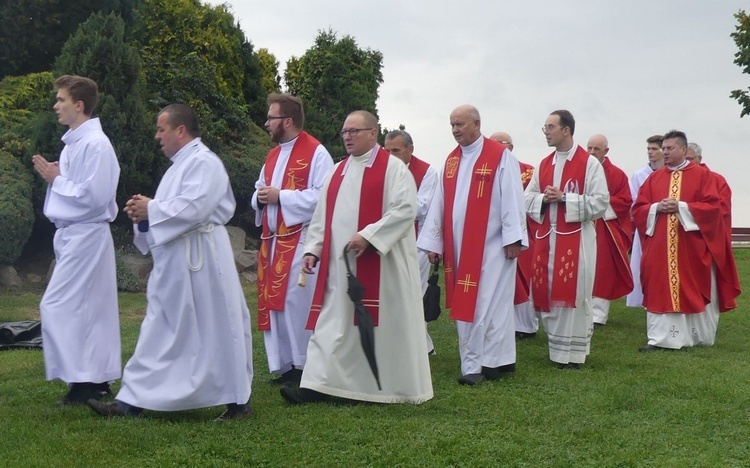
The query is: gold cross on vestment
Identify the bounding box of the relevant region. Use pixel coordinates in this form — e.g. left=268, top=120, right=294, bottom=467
left=475, top=163, right=492, bottom=198
left=457, top=274, right=478, bottom=293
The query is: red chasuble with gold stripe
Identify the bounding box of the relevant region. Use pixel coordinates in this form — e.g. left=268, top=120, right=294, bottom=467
left=443, top=138, right=505, bottom=322
left=306, top=147, right=390, bottom=330
left=530, top=146, right=589, bottom=312
left=408, top=155, right=430, bottom=235
left=257, top=131, right=318, bottom=330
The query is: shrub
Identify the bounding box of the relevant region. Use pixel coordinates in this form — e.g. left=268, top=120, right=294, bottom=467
left=0, top=151, right=34, bottom=264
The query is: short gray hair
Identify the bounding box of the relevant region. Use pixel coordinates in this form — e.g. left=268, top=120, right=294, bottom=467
left=385, top=129, right=413, bottom=147
left=687, top=142, right=702, bottom=157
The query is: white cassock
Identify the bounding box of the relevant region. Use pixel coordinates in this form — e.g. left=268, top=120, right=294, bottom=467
left=626, top=163, right=656, bottom=307
left=251, top=137, right=333, bottom=374
left=413, top=162, right=439, bottom=353
left=418, top=137, right=528, bottom=376
left=119, top=138, right=253, bottom=411
left=302, top=146, right=433, bottom=404
left=40, top=117, right=121, bottom=384
left=525, top=145, right=608, bottom=365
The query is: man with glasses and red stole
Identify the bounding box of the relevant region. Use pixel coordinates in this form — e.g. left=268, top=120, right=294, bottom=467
left=252, top=94, right=333, bottom=386
left=633, top=130, right=740, bottom=352
left=419, top=105, right=527, bottom=386
left=525, top=110, right=609, bottom=369
left=280, top=110, right=433, bottom=405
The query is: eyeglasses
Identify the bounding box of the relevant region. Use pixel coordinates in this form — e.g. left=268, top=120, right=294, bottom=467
left=266, top=115, right=288, bottom=121
left=339, top=128, right=373, bottom=137
left=541, top=124, right=564, bottom=134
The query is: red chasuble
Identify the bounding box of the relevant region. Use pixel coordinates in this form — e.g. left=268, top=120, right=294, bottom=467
left=408, top=155, right=431, bottom=235
left=306, top=147, right=390, bottom=330
left=529, top=146, right=589, bottom=312
left=514, top=162, right=535, bottom=305
left=592, top=157, right=634, bottom=300
left=257, top=131, right=319, bottom=330
left=443, top=138, right=505, bottom=322
left=703, top=164, right=732, bottom=245
left=633, top=163, right=741, bottom=314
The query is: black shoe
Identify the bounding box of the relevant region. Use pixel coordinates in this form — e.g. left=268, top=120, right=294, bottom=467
left=457, top=373, right=486, bottom=385
left=515, top=331, right=537, bottom=340
left=215, top=402, right=252, bottom=421
left=482, top=363, right=516, bottom=380
left=638, top=344, right=676, bottom=352
left=428, top=348, right=436, bottom=356
left=280, top=387, right=327, bottom=405
left=87, top=399, right=128, bottom=417
left=56, top=382, right=108, bottom=406
left=555, top=362, right=582, bottom=370
left=594, top=322, right=606, bottom=328
left=271, top=368, right=303, bottom=385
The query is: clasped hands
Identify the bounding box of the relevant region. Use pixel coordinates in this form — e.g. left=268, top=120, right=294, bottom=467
left=124, top=194, right=151, bottom=223
left=542, top=185, right=564, bottom=204
left=257, top=186, right=280, bottom=205
left=31, top=155, right=60, bottom=184
left=656, top=198, right=679, bottom=214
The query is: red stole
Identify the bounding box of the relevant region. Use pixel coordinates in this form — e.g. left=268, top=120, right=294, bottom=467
left=257, top=132, right=318, bottom=330
left=514, top=162, right=535, bottom=305
left=531, top=146, right=588, bottom=312
left=306, top=146, right=390, bottom=330
left=593, top=158, right=634, bottom=300
left=443, top=138, right=504, bottom=322
left=408, top=155, right=430, bottom=235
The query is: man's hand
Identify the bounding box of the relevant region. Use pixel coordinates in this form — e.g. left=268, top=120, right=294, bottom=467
left=257, top=186, right=280, bottom=205
left=124, top=194, right=152, bottom=223
left=302, top=254, right=319, bottom=273
left=347, top=234, right=371, bottom=258
left=657, top=198, right=678, bottom=213
left=32, top=154, right=60, bottom=184
left=504, top=240, right=522, bottom=260
left=543, top=185, right=564, bottom=204
left=428, top=252, right=442, bottom=264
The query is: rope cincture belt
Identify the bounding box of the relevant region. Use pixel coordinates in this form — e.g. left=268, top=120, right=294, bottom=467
left=535, top=223, right=583, bottom=240
left=259, top=225, right=304, bottom=240
left=182, top=223, right=217, bottom=272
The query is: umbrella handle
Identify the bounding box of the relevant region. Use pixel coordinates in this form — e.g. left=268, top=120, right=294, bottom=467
left=342, top=245, right=355, bottom=277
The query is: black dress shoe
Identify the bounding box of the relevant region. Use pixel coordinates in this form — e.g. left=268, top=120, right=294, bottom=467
left=56, top=382, right=109, bottom=406
left=638, top=344, right=676, bottom=352
left=280, top=387, right=327, bottom=405
left=271, top=368, right=303, bottom=385
left=481, top=363, right=516, bottom=380
left=457, top=373, right=486, bottom=385
left=594, top=322, right=606, bottom=328
left=515, top=331, right=537, bottom=340
left=554, top=362, right=582, bottom=370
left=87, top=399, right=128, bottom=417
left=215, top=403, right=252, bottom=421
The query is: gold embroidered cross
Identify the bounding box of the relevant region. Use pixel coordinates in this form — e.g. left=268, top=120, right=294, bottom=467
left=457, top=274, right=478, bottom=292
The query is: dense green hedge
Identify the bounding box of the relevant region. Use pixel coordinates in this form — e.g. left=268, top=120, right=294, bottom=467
left=0, top=151, right=34, bottom=264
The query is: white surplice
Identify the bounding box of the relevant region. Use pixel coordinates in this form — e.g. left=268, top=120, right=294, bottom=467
left=250, top=137, right=333, bottom=375
left=118, top=138, right=253, bottom=411
left=626, top=163, right=656, bottom=308
left=413, top=162, right=439, bottom=353
left=40, top=117, right=122, bottom=384
left=525, top=145, right=609, bottom=365
left=301, top=146, right=433, bottom=404
left=418, top=137, right=528, bottom=375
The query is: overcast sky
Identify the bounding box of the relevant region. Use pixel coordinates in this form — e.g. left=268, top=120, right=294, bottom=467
left=207, top=0, right=750, bottom=226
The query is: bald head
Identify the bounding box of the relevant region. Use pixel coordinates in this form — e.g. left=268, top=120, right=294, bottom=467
left=586, top=134, right=609, bottom=162
left=450, top=105, right=481, bottom=147
left=489, top=132, right=514, bottom=151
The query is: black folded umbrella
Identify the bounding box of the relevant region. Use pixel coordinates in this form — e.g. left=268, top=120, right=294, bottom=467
left=423, top=261, right=441, bottom=322
left=342, top=246, right=381, bottom=390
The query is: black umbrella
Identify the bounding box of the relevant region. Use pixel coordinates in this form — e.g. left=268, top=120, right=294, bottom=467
left=423, top=261, right=442, bottom=322
left=342, top=246, right=382, bottom=390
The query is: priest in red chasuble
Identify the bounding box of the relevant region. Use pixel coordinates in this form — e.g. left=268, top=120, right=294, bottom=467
left=251, top=94, right=334, bottom=385
left=525, top=110, right=609, bottom=369
left=633, top=130, right=740, bottom=352
left=490, top=131, right=539, bottom=340
left=418, top=105, right=527, bottom=386
left=586, top=134, right=633, bottom=326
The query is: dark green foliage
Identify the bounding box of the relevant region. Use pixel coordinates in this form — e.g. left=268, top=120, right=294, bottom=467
left=257, top=48, right=281, bottom=95
left=731, top=10, right=750, bottom=117
left=0, top=0, right=140, bottom=79
left=285, top=30, right=384, bottom=159
left=52, top=12, right=160, bottom=221
left=0, top=151, right=33, bottom=264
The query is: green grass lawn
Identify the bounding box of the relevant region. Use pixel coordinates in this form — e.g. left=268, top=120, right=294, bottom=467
left=1, top=251, right=749, bottom=466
